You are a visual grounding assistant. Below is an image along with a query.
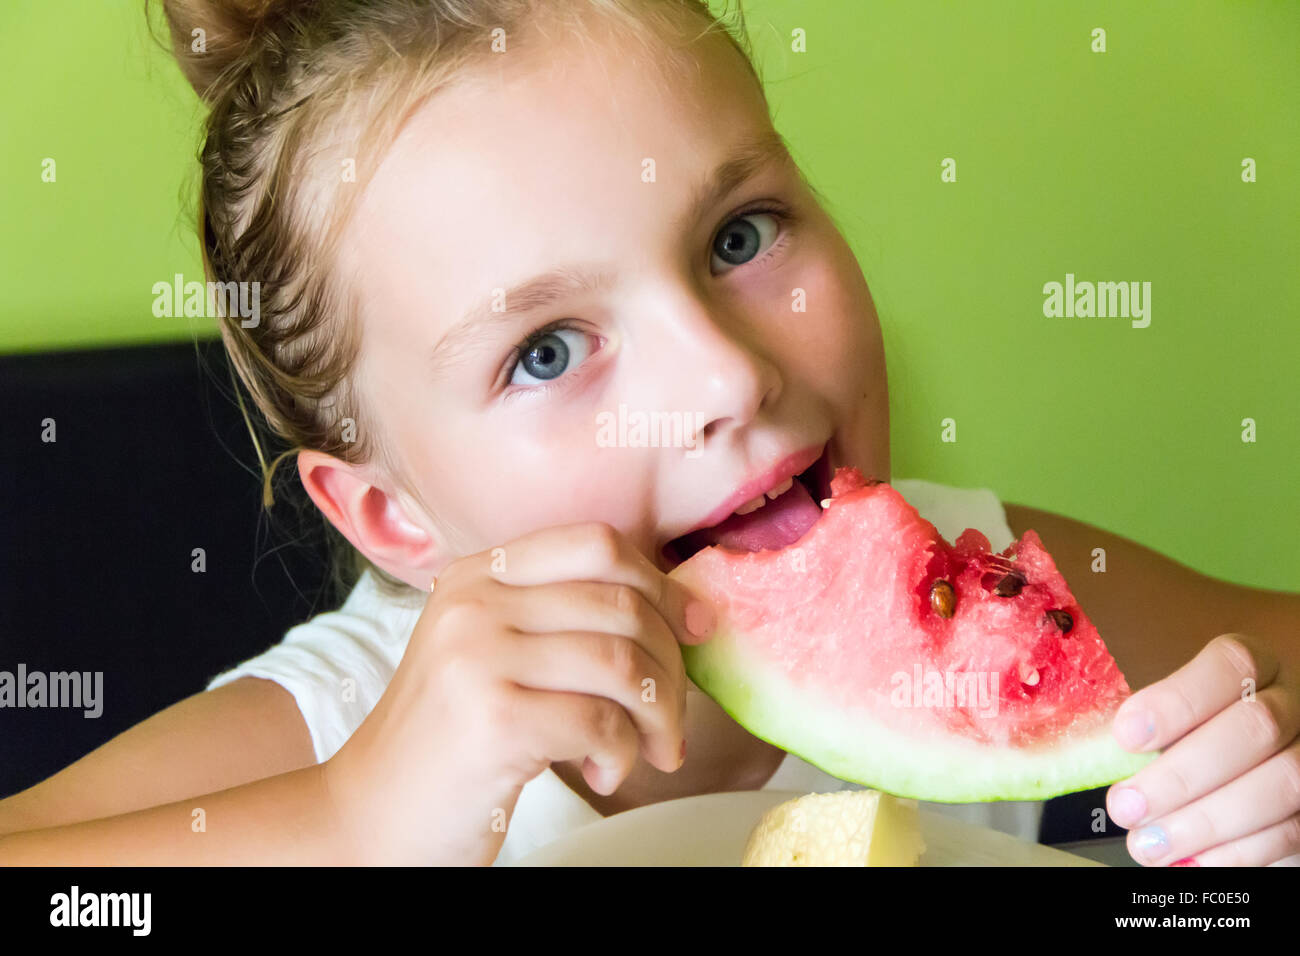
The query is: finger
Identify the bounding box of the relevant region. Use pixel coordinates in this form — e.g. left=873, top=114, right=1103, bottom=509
left=500, top=630, right=684, bottom=772
left=490, top=578, right=686, bottom=678
left=1180, top=813, right=1300, bottom=867
left=1107, top=683, right=1300, bottom=828
left=508, top=686, right=642, bottom=794
left=465, top=522, right=716, bottom=645
left=1113, top=633, right=1280, bottom=752
left=1124, top=737, right=1300, bottom=866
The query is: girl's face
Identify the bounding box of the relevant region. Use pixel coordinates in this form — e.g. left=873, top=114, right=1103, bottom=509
left=306, top=18, right=889, bottom=586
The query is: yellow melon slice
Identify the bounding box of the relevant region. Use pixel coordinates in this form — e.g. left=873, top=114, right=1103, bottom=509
left=742, top=790, right=926, bottom=866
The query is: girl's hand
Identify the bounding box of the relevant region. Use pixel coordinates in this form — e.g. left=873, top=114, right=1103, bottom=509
left=1105, top=632, right=1300, bottom=866
left=320, top=522, right=714, bottom=866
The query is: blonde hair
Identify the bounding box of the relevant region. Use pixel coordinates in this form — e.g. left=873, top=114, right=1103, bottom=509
left=151, top=0, right=762, bottom=603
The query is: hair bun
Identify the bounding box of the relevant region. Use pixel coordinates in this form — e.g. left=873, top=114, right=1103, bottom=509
left=157, top=0, right=286, bottom=102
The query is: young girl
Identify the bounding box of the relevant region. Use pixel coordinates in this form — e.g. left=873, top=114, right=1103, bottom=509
left=1, top=0, right=1295, bottom=866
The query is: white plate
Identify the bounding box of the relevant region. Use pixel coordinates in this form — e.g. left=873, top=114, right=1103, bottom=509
left=507, top=789, right=1106, bottom=866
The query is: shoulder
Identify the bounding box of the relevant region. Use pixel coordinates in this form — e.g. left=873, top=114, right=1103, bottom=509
left=1002, top=501, right=1058, bottom=539
left=1001, top=500, right=1126, bottom=556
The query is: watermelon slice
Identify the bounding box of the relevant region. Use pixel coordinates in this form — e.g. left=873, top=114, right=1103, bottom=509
left=668, top=466, right=1156, bottom=802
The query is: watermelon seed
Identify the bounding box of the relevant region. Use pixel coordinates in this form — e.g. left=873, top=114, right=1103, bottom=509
left=1046, top=609, right=1074, bottom=634
left=993, top=572, right=1026, bottom=597
left=1020, top=665, right=1040, bottom=686
left=929, top=579, right=956, bottom=618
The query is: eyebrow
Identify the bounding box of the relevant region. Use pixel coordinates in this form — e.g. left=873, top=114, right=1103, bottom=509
left=429, top=129, right=794, bottom=378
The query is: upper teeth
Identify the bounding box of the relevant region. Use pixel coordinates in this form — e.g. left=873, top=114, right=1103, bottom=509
left=734, top=476, right=798, bottom=516
left=766, top=477, right=794, bottom=500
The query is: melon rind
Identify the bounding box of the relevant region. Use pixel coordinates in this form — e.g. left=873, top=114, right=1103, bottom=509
left=683, top=629, right=1157, bottom=803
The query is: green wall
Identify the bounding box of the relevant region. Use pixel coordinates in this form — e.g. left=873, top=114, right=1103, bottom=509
left=2, top=1, right=208, bottom=350
left=739, top=0, right=1298, bottom=591
left=2, top=1, right=1296, bottom=590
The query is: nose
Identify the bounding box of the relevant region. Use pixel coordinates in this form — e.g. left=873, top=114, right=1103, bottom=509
left=648, top=293, right=783, bottom=443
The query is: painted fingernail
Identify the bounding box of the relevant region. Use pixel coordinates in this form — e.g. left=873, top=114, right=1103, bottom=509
left=1133, top=826, right=1169, bottom=863
left=685, top=600, right=715, bottom=638
left=1117, top=707, right=1155, bottom=749
left=1110, top=787, right=1147, bottom=827
left=1170, top=857, right=1199, bottom=867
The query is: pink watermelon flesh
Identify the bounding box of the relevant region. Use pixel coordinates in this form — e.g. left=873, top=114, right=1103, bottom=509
left=668, top=466, right=1156, bottom=802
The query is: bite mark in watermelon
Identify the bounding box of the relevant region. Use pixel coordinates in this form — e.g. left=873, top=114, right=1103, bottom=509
left=668, top=466, right=1157, bottom=802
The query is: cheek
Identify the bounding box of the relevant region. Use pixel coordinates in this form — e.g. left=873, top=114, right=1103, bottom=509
left=437, top=416, right=643, bottom=545
left=782, top=251, right=880, bottom=381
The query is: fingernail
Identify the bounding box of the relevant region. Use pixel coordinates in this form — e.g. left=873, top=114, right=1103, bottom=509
left=1170, top=857, right=1199, bottom=867
left=1110, top=787, right=1147, bottom=827
left=600, top=766, right=619, bottom=794
left=1117, top=707, right=1155, bottom=749
left=1133, top=825, right=1169, bottom=863
left=685, top=600, right=715, bottom=638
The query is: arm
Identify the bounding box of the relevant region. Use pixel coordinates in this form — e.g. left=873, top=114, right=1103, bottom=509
left=0, top=761, right=361, bottom=865
left=0, top=677, right=321, bottom=855
left=1003, top=503, right=1300, bottom=689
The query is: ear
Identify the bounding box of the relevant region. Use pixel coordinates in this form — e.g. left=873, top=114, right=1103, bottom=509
left=296, top=449, right=440, bottom=590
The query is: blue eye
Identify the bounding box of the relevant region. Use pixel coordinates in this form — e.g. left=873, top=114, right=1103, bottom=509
left=711, top=211, right=782, bottom=273
left=509, top=326, right=593, bottom=386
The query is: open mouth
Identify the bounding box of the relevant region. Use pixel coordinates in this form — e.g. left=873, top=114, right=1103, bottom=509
left=661, top=441, right=834, bottom=570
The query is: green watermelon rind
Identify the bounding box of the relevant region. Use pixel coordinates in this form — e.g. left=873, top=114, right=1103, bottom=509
left=683, top=628, right=1158, bottom=803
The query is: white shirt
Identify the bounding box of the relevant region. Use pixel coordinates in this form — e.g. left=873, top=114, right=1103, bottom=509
left=206, top=478, right=1043, bottom=864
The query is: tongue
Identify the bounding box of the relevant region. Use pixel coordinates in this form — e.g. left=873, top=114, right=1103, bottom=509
left=680, top=479, right=823, bottom=555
